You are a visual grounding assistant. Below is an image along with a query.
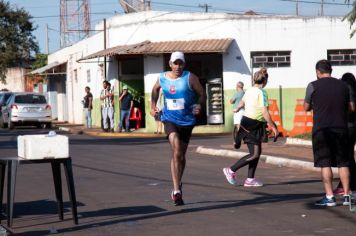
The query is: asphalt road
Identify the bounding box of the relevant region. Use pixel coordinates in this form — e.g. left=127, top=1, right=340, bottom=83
left=0, top=128, right=356, bottom=236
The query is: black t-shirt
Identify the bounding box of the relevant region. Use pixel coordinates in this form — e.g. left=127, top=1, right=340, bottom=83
left=121, top=93, right=133, bottom=110
left=304, top=77, right=350, bottom=132
left=84, top=92, right=93, bottom=109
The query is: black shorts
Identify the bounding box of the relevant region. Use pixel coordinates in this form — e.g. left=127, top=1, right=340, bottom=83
left=312, top=128, right=350, bottom=167
left=163, top=121, right=194, bottom=144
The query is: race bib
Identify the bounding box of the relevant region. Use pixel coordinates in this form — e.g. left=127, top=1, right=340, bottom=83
left=166, top=98, right=185, bottom=110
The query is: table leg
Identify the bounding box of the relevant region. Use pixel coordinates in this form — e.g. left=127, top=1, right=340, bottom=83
left=0, top=163, right=6, bottom=223
left=7, top=160, right=18, bottom=227
left=51, top=162, right=63, bottom=220
left=63, top=159, right=78, bottom=224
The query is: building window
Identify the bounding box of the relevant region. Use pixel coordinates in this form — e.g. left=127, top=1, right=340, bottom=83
left=86, top=69, right=91, bottom=83
left=251, top=51, right=291, bottom=68
left=327, top=49, right=356, bottom=66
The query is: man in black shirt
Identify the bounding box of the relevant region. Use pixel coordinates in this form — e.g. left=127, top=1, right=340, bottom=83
left=118, top=85, right=133, bottom=132
left=304, top=60, right=354, bottom=207
left=83, top=86, right=93, bottom=128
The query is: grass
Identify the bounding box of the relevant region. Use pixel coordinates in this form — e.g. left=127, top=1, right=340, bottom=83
left=293, top=133, right=312, bottom=140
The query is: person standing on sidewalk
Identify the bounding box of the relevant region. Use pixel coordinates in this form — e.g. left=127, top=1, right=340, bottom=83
left=83, top=86, right=93, bottom=128
left=231, top=81, right=245, bottom=147
left=118, top=85, right=133, bottom=132
left=333, top=72, right=356, bottom=195
left=150, top=51, right=206, bottom=206
left=304, top=60, right=354, bottom=207
left=100, top=80, right=114, bottom=132
left=223, top=68, right=278, bottom=187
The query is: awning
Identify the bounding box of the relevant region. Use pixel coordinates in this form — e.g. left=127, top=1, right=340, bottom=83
left=30, top=61, right=67, bottom=75
left=78, top=38, right=234, bottom=62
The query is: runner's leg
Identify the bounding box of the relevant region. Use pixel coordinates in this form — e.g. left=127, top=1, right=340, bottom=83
left=247, top=143, right=262, bottom=178
left=168, top=132, right=183, bottom=192
left=230, top=143, right=261, bottom=172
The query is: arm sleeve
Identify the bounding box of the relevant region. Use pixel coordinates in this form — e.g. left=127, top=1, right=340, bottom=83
left=304, top=83, right=314, bottom=104
left=259, top=89, right=269, bottom=107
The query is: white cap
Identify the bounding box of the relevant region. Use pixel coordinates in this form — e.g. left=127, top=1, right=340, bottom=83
left=170, top=51, right=185, bottom=63
left=122, top=85, right=128, bottom=90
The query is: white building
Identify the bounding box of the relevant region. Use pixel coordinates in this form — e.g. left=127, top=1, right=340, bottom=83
left=45, top=11, right=356, bottom=133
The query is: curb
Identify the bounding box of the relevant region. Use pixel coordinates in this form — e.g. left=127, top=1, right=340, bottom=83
left=287, top=137, right=356, bottom=151
left=57, top=126, right=231, bottom=138
left=196, top=146, right=338, bottom=174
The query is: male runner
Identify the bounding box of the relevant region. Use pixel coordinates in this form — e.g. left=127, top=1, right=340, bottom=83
left=150, top=51, right=206, bottom=206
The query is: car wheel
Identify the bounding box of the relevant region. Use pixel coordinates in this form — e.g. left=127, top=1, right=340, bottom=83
left=8, top=120, right=14, bottom=130
left=46, top=122, right=52, bottom=129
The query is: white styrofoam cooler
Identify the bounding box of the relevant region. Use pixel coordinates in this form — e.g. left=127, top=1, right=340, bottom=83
left=18, top=134, right=69, bottom=159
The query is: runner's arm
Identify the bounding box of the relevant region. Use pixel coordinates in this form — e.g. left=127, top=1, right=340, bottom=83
left=190, top=73, right=206, bottom=106
left=262, top=107, right=278, bottom=137
left=150, top=79, right=161, bottom=116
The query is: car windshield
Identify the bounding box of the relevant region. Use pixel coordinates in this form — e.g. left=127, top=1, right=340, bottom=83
left=0, top=93, right=12, bottom=103
left=15, top=94, right=47, bottom=104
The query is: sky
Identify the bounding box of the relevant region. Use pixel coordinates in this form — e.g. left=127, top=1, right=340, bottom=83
left=7, top=0, right=355, bottom=53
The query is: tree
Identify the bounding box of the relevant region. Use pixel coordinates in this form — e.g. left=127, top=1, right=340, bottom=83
left=0, top=0, right=38, bottom=83
left=31, top=54, right=48, bottom=71
left=344, top=1, right=356, bottom=37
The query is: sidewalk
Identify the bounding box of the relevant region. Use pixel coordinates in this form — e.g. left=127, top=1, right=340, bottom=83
left=53, top=122, right=163, bottom=137
left=194, top=137, right=330, bottom=173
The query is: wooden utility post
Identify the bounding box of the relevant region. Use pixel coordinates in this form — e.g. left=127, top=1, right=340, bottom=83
left=45, top=24, right=49, bottom=54
left=104, top=18, right=107, bottom=81
left=199, top=3, right=211, bottom=13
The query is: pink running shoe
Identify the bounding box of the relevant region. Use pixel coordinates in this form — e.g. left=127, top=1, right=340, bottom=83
left=223, top=168, right=236, bottom=185
left=244, top=178, right=263, bottom=187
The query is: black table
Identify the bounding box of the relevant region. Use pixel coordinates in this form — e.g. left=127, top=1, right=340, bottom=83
left=0, top=157, right=78, bottom=227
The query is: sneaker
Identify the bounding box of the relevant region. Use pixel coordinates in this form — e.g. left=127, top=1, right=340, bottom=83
left=223, top=168, right=236, bottom=185
left=244, top=178, right=263, bottom=187
left=343, top=195, right=351, bottom=206
left=333, top=187, right=345, bottom=196
left=171, top=191, right=184, bottom=206
left=315, top=196, right=337, bottom=207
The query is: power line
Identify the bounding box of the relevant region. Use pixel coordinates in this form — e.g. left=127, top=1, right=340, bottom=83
left=280, top=0, right=351, bottom=6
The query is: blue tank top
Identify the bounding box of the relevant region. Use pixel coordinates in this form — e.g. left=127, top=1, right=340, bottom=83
left=159, top=71, right=197, bottom=126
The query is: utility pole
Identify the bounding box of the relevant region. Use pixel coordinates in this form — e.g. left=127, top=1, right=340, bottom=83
left=295, top=0, right=299, bottom=16
left=199, top=3, right=211, bottom=13
left=104, top=18, right=107, bottom=81
left=45, top=24, right=49, bottom=54
left=321, top=0, right=324, bottom=16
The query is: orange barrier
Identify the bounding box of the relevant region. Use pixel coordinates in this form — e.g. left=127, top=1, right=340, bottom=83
left=268, top=99, right=287, bottom=137
left=288, top=99, right=313, bottom=136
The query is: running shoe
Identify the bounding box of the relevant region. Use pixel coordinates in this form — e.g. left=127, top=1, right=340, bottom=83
left=315, top=196, right=337, bottom=207
left=171, top=191, right=184, bottom=206
left=223, top=168, right=236, bottom=185
left=343, top=194, right=351, bottom=206
left=243, top=178, right=263, bottom=187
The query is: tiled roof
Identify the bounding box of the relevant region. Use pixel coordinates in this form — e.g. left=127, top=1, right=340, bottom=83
left=78, top=38, right=234, bottom=61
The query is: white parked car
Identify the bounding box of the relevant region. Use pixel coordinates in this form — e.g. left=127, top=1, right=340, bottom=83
left=0, top=92, right=52, bottom=129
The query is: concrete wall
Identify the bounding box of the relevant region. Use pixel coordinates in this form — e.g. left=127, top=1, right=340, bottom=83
left=0, top=67, right=27, bottom=92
